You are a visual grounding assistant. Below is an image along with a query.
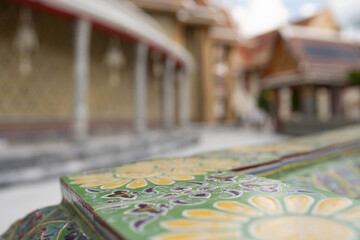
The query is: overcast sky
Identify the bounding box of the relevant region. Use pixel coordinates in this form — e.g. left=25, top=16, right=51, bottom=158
left=212, top=0, right=360, bottom=39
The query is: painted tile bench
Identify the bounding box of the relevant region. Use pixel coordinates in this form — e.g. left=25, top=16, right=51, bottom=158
left=2, top=124, right=360, bottom=240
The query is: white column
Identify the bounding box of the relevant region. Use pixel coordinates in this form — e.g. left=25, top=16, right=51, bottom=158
left=163, top=58, right=175, bottom=129
left=73, top=19, right=91, bottom=143
left=179, top=68, right=189, bottom=127
left=279, top=87, right=291, bottom=121
left=134, top=43, right=148, bottom=133
left=301, top=85, right=315, bottom=119
left=317, top=87, right=331, bottom=121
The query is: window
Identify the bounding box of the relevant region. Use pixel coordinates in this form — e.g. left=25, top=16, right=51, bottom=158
left=303, top=43, right=359, bottom=61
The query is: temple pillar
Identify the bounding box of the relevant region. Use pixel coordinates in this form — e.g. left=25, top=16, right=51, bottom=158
left=73, top=19, right=91, bottom=143
left=163, top=58, right=175, bottom=129
left=134, top=43, right=149, bottom=133
left=300, top=85, right=316, bottom=119
left=270, top=89, right=283, bottom=132
left=178, top=68, right=189, bottom=127
left=316, top=87, right=331, bottom=121
left=279, top=87, right=292, bottom=121
left=330, top=86, right=343, bottom=118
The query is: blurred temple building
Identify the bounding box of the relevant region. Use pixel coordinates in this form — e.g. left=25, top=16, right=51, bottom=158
left=0, top=0, right=185, bottom=143
left=0, top=0, right=243, bottom=144
left=132, top=0, right=242, bottom=124
left=2, top=0, right=357, bottom=144
left=238, top=7, right=360, bottom=134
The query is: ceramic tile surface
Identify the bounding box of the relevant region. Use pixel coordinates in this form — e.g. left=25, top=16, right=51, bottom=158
left=196, top=125, right=360, bottom=173
left=62, top=168, right=360, bottom=240
left=0, top=206, right=88, bottom=240
left=3, top=124, right=360, bottom=239
left=278, top=150, right=360, bottom=198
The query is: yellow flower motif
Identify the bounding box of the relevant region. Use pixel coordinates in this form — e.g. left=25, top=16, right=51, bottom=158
left=155, top=195, right=358, bottom=240
left=70, top=172, right=203, bottom=189
left=70, top=158, right=239, bottom=189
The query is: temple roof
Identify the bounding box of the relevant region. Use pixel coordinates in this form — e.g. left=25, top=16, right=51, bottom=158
left=210, top=6, right=242, bottom=45
left=20, top=0, right=194, bottom=69
left=239, top=6, right=339, bottom=72
left=262, top=26, right=360, bottom=88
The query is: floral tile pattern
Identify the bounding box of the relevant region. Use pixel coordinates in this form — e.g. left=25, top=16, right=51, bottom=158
left=67, top=157, right=241, bottom=190
left=200, top=124, right=360, bottom=167
left=3, top=125, right=360, bottom=240
left=62, top=170, right=248, bottom=209
left=154, top=195, right=360, bottom=240
left=61, top=170, right=360, bottom=240
left=278, top=150, right=360, bottom=198
left=0, top=206, right=88, bottom=240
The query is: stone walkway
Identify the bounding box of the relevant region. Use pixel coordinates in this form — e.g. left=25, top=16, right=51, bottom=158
left=0, top=126, right=285, bottom=233
left=0, top=129, right=197, bottom=187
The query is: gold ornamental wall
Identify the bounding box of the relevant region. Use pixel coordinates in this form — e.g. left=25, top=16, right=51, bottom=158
left=88, top=27, right=163, bottom=127
left=0, top=2, right=73, bottom=124
left=88, top=28, right=135, bottom=124
left=0, top=1, right=168, bottom=137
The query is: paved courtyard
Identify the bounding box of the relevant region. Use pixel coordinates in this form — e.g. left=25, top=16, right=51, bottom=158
left=0, top=126, right=285, bottom=233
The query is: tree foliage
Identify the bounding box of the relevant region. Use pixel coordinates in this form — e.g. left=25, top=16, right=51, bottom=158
left=258, top=90, right=270, bottom=113
left=348, top=70, right=360, bottom=85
